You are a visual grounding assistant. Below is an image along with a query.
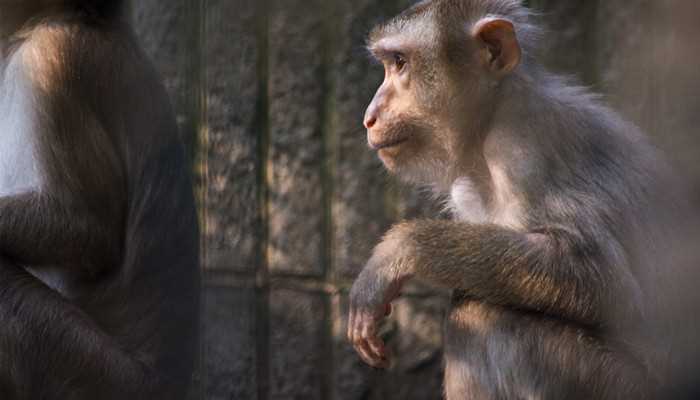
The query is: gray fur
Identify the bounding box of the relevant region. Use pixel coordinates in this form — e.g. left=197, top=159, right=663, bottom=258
left=351, top=1, right=698, bottom=399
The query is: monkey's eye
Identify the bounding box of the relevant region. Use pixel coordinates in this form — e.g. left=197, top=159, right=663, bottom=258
left=393, top=53, right=407, bottom=72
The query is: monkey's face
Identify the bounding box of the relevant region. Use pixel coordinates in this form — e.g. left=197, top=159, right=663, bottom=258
left=364, top=36, right=455, bottom=184
left=364, top=10, right=522, bottom=186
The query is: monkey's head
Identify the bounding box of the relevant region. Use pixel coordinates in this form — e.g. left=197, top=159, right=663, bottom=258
left=364, top=0, right=533, bottom=186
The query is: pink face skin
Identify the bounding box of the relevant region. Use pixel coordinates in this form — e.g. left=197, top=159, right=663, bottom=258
left=363, top=37, right=424, bottom=171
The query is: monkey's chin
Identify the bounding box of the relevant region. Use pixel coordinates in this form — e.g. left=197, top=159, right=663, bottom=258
left=377, top=147, right=403, bottom=173
left=379, top=149, right=439, bottom=185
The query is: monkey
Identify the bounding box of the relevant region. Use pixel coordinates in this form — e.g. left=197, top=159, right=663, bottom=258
left=348, top=0, right=698, bottom=399
left=0, top=1, right=199, bottom=399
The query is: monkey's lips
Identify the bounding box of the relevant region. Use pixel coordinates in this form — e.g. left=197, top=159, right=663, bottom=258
left=368, top=136, right=409, bottom=151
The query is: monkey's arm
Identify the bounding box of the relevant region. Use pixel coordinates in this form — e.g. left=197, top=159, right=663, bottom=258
left=0, top=257, right=176, bottom=400
left=0, top=192, right=122, bottom=273
left=349, top=219, right=641, bottom=367
left=369, top=219, right=638, bottom=323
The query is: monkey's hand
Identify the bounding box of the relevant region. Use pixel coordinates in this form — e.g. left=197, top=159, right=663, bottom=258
left=348, top=227, right=414, bottom=369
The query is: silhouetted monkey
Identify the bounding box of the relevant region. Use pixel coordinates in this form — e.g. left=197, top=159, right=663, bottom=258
left=348, top=1, right=698, bottom=399
left=0, top=1, right=199, bottom=399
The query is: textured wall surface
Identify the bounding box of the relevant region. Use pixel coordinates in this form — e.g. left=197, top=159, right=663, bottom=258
left=132, top=1, right=700, bottom=399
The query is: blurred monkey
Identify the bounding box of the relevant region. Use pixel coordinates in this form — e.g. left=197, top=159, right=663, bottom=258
left=0, top=1, right=199, bottom=399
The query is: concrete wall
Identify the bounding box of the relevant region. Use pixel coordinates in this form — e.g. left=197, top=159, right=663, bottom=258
left=131, top=1, right=700, bottom=399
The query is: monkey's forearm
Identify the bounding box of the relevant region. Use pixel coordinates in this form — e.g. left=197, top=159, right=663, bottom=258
left=390, top=220, right=634, bottom=326
left=0, top=192, right=120, bottom=271
left=0, top=259, right=168, bottom=399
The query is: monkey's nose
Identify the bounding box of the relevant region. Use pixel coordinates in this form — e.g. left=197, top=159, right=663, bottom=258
left=364, top=115, right=377, bottom=129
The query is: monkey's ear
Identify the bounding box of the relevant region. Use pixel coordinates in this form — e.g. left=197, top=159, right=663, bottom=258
left=472, top=18, right=522, bottom=75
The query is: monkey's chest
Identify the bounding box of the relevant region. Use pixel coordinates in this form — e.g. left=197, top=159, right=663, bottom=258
left=0, top=74, right=43, bottom=196
left=449, top=178, right=489, bottom=223
left=448, top=176, right=524, bottom=229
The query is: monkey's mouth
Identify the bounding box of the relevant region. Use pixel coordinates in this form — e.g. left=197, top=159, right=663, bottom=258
left=369, top=137, right=409, bottom=151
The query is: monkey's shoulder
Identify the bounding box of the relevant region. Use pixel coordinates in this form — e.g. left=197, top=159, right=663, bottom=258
left=13, top=17, right=142, bottom=95
left=13, top=18, right=175, bottom=143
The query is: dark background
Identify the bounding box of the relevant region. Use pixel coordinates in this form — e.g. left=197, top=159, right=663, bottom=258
left=130, top=1, right=700, bottom=399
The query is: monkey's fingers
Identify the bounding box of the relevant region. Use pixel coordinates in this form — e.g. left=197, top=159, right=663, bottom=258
left=355, top=339, right=382, bottom=368
left=361, top=318, right=390, bottom=368
left=350, top=313, right=386, bottom=368
left=366, top=335, right=389, bottom=368
left=352, top=329, right=382, bottom=368
left=361, top=319, right=384, bottom=358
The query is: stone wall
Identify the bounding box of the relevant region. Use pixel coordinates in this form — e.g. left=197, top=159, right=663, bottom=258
left=131, top=1, right=700, bottom=399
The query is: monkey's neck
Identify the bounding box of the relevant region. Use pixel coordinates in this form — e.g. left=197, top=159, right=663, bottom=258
left=441, top=113, right=496, bottom=199
left=451, top=68, right=568, bottom=205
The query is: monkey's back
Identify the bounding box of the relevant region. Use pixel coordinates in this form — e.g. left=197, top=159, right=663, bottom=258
left=81, top=19, right=201, bottom=392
